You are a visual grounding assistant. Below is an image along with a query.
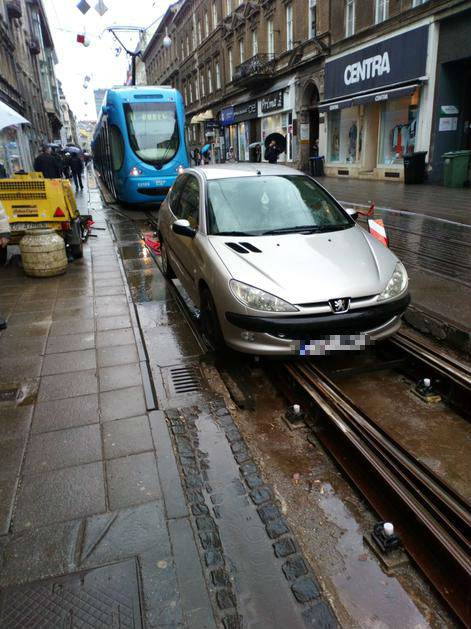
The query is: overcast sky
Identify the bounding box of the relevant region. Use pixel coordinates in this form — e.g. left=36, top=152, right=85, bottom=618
left=43, top=0, right=172, bottom=121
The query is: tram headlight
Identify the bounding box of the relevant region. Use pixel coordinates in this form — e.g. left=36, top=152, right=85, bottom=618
left=129, top=166, right=142, bottom=177
left=176, top=164, right=185, bottom=174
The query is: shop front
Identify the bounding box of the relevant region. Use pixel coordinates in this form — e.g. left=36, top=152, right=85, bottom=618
left=319, top=25, right=431, bottom=181
left=220, top=99, right=258, bottom=162
left=259, top=85, right=294, bottom=162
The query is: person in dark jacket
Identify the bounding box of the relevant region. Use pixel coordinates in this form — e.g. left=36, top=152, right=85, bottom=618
left=264, top=140, right=281, bottom=164
left=33, top=147, right=61, bottom=179
left=69, top=153, right=84, bottom=192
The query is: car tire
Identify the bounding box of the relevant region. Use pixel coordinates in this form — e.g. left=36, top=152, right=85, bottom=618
left=160, top=238, right=176, bottom=280
left=200, top=287, right=226, bottom=352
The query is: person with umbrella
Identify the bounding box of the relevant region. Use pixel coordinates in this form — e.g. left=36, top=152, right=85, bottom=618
left=201, top=143, right=211, bottom=165
left=265, top=140, right=281, bottom=164
left=69, top=152, right=84, bottom=192
left=33, top=146, right=61, bottom=179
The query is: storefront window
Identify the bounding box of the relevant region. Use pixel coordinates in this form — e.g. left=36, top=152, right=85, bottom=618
left=0, top=127, right=25, bottom=176
left=328, top=107, right=359, bottom=163
left=378, top=97, right=418, bottom=165
left=238, top=122, right=248, bottom=161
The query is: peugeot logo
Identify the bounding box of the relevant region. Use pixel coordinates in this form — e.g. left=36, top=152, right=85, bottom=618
left=329, top=298, right=350, bottom=314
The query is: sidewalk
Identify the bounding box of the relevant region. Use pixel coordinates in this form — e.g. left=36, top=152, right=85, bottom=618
left=0, top=179, right=337, bottom=628
left=318, top=176, right=471, bottom=355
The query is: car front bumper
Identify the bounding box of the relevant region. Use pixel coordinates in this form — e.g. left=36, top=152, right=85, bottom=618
left=223, top=294, right=410, bottom=355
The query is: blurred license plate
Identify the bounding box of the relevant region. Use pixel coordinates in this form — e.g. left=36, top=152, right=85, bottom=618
left=297, top=334, right=368, bottom=356
left=11, top=222, right=57, bottom=231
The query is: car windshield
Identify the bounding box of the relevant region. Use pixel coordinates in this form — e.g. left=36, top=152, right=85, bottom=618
left=206, top=175, right=352, bottom=236
left=124, top=102, right=179, bottom=166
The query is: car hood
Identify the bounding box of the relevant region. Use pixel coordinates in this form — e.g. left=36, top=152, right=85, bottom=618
left=208, top=226, right=399, bottom=305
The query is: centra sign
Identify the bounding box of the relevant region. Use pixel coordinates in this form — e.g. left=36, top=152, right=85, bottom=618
left=324, top=25, right=428, bottom=100
left=344, top=52, right=390, bottom=86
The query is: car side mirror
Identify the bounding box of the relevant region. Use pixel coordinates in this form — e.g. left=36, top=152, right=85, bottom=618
left=345, top=208, right=359, bottom=221
left=172, top=218, right=196, bottom=238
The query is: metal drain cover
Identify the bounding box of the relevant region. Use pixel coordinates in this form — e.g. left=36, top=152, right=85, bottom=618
left=0, top=559, right=143, bottom=628
left=169, top=364, right=201, bottom=395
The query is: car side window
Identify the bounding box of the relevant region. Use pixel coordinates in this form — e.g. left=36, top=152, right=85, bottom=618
left=179, top=175, right=200, bottom=229
left=168, top=175, right=188, bottom=217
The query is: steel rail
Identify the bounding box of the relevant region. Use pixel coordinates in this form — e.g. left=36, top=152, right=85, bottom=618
left=280, top=360, right=471, bottom=625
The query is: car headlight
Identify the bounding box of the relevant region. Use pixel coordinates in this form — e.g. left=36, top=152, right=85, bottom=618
left=378, top=262, right=408, bottom=302
left=229, top=279, right=298, bottom=312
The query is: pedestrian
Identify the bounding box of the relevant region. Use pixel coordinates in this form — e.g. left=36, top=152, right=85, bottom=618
left=255, top=144, right=262, bottom=163
left=226, top=146, right=235, bottom=162
left=0, top=201, right=11, bottom=329
left=33, top=146, right=61, bottom=179
left=63, top=152, right=72, bottom=179
left=264, top=140, right=281, bottom=164
left=193, top=148, right=201, bottom=166
left=69, top=153, right=84, bottom=192
left=51, top=148, right=64, bottom=178
left=0, top=162, right=6, bottom=178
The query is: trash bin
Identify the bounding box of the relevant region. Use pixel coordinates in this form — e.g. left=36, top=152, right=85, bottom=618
left=403, top=151, right=427, bottom=184
left=309, top=156, right=324, bottom=177
left=442, top=150, right=471, bottom=188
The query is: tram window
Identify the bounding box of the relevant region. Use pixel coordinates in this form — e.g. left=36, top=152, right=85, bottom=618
left=179, top=175, right=200, bottom=229
left=124, top=102, right=179, bottom=166
left=110, top=125, right=124, bottom=171
left=168, top=174, right=188, bottom=216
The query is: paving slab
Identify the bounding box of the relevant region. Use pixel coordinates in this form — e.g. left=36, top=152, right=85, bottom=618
left=97, top=343, right=139, bottom=367
left=96, top=327, right=135, bottom=348
left=45, top=332, right=95, bottom=354
left=102, top=415, right=153, bottom=459
left=100, top=385, right=146, bottom=420
left=99, top=363, right=142, bottom=391
left=32, top=394, right=99, bottom=433
left=14, top=461, right=106, bottom=530
left=96, top=314, right=131, bottom=331
left=37, top=369, right=98, bottom=401
left=41, top=349, right=96, bottom=375
left=106, top=452, right=161, bottom=510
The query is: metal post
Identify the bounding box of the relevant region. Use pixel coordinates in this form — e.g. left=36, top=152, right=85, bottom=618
left=131, top=54, right=136, bottom=86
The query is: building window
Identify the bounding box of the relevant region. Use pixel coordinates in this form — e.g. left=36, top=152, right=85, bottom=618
left=192, top=27, right=196, bottom=50
left=286, top=4, right=293, bottom=51
left=375, top=0, right=388, bottom=23
left=228, top=47, right=233, bottom=80
left=200, top=73, right=205, bottom=97
left=189, top=81, right=193, bottom=102
left=204, top=12, right=209, bottom=37
left=412, top=0, right=427, bottom=6
left=345, top=0, right=355, bottom=37
left=181, top=40, right=185, bottom=59
left=195, top=76, right=200, bottom=100
left=186, top=35, right=190, bottom=56
left=208, top=67, right=213, bottom=92
left=216, top=61, right=221, bottom=88
left=197, top=20, right=202, bottom=44
left=212, top=1, right=217, bottom=26
left=328, top=108, right=359, bottom=163
left=378, top=96, right=419, bottom=165
left=309, top=0, right=316, bottom=38
left=226, top=0, right=231, bottom=16
left=267, top=19, right=274, bottom=55
left=252, top=30, right=258, bottom=56
left=239, top=39, right=244, bottom=63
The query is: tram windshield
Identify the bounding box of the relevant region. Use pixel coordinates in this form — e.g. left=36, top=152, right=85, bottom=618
left=124, top=102, right=179, bottom=166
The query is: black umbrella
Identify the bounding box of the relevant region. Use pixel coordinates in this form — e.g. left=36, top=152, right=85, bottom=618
left=264, top=133, right=286, bottom=153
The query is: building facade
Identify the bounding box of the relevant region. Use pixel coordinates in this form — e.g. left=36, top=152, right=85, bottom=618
left=143, top=0, right=329, bottom=170
left=143, top=0, right=471, bottom=182
left=0, top=0, right=64, bottom=175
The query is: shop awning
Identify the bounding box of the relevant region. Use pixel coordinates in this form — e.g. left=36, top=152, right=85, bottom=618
left=0, top=101, right=30, bottom=130
left=318, top=98, right=354, bottom=113
left=352, top=83, right=420, bottom=106
left=318, top=83, right=420, bottom=113
left=190, top=114, right=202, bottom=124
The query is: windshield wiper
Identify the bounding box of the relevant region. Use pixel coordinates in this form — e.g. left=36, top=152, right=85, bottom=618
left=262, top=226, right=322, bottom=235
left=215, top=230, right=258, bottom=236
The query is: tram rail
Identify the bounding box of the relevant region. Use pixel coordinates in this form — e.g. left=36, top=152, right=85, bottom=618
left=270, top=336, right=471, bottom=626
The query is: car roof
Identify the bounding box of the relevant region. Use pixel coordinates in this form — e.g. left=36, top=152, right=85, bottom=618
left=188, top=163, right=304, bottom=180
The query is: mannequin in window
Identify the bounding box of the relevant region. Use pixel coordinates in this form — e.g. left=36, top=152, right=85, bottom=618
left=348, top=122, right=357, bottom=162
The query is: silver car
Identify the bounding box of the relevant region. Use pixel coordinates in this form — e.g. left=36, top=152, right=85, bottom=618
left=158, top=164, right=410, bottom=356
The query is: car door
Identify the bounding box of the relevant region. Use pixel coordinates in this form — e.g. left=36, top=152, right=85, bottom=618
left=170, top=174, right=201, bottom=301
left=161, top=173, right=189, bottom=278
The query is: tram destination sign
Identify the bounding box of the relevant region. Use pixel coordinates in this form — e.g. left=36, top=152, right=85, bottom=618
left=324, top=25, right=428, bottom=100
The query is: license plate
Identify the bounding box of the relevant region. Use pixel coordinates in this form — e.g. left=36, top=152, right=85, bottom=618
left=155, top=179, right=166, bottom=186
left=296, top=334, right=368, bottom=356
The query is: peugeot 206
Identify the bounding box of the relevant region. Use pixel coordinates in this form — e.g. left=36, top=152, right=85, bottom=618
left=158, top=164, right=410, bottom=356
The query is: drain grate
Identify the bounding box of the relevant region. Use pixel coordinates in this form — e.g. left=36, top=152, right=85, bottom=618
left=169, top=365, right=201, bottom=395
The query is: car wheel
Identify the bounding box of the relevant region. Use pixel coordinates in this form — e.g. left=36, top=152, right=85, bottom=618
left=200, top=287, right=225, bottom=352
left=160, top=238, right=175, bottom=279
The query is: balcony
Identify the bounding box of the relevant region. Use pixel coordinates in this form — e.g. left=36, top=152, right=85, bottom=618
left=7, top=0, right=22, bottom=19
left=233, top=53, right=276, bottom=87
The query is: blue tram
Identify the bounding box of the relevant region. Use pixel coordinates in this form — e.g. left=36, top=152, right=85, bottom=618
left=92, top=86, right=189, bottom=205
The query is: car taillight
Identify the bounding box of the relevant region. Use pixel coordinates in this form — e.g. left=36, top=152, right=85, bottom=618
left=54, top=207, right=65, bottom=217
left=61, top=221, right=70, bottom=231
